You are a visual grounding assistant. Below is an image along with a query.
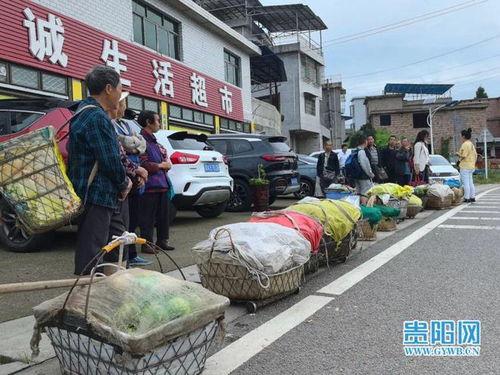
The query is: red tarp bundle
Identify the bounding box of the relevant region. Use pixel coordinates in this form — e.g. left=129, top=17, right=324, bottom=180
left=248, top=210, right=323, bottom=253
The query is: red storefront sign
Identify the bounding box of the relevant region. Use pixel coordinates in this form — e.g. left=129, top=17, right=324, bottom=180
left=0, top=0, right=244, bottom=121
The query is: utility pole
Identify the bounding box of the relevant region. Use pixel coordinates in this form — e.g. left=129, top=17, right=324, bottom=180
left=483, top=128, right=489, bottom=179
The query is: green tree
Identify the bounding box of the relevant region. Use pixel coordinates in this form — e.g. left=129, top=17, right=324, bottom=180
left=475, top=86, right=488, bottom=99
left=347, top=123, right=391, bottom=149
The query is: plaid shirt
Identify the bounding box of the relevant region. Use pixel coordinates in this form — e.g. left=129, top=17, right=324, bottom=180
left=67, top=97, right=129, bottom=209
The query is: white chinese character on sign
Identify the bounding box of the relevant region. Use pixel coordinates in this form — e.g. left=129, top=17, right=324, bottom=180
left=100, top=39, right=130, bottom=86
left=152, top=59, right=174, bottom=97
left=190, top=73, right=208, bottom=107
left=23, top=8, right=68, bottom=67
left=219, top=85, right=233, bottom=114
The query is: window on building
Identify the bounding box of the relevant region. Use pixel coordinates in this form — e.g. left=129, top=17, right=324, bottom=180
left=133, top=0, right=180, bottom=60
left=2, top=62, right=68, bottom=95
left=169, top=105, right=182, bottom=118
left=301, top=54, right=320, bottom=85
left=413, top=112, right=429, bottom=128
left=380, top=114, right=391, bottom=126
left=224, top=50, right=241, bottom=87
left=127, top=94, right=159, bottom=113
left=230, top=139, right=253, bottom=154
left=304, top=93, right=316, bottom=116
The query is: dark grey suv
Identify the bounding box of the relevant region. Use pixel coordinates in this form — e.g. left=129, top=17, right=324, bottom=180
left=207, top=134, right=299, bottom=211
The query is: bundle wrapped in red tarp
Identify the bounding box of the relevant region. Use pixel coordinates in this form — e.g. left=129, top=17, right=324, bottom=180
left=248, top=210, right=323, bottom=253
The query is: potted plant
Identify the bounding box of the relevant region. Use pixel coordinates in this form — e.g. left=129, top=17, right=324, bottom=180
left=249, top=164, right=270, bottom=212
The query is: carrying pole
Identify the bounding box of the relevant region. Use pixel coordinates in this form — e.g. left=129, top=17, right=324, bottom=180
left=0, top=278, right=93, bottom=294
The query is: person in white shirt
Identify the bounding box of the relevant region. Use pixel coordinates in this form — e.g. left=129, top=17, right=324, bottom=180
left=338, top=143, right=351, bottom=174
left=413, top=130, right=430, bottom=182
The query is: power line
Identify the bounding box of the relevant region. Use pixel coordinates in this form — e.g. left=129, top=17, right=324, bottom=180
left=343, top=33, right=500, bottom=80
left=321, top=0, right=488, bottom=47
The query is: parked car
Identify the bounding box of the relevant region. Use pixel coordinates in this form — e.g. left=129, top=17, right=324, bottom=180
left=428, top=154, right=460, bottom=184
left=294, top=155, right=318, bottom=198
left=155, top=130, right=232, bottom=219
left=0, top=99, right=76, bottom=252
left=207, top=134, right=299, bottom=211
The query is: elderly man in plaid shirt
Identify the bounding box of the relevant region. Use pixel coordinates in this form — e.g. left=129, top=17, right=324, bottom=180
left=68, top=66, right=132, bottom=275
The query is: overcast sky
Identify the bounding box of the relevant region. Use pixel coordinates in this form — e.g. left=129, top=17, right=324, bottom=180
left=265, top=0, right=500, bottom=109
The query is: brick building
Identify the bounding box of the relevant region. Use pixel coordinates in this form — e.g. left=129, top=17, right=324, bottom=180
left=365, top=85, right=489, bottom=155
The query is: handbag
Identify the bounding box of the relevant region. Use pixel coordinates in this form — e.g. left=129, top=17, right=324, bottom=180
left=322, top=169, right=337, bottom=181
left=375, top=166, right=389, bottom=180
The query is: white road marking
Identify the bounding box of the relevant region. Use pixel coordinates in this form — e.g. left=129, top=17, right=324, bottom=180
left=449, top=216, right=500, bottom=220
left=203, top=295, right=334, bottom=375
left=460, top=210, right=500, bottom=214
left=439, top=224, right=500, bottom=230
left=204, top=187, right=500, bottom=374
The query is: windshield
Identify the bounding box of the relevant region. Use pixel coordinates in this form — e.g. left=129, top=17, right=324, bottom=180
left=269, top=141, right=291, bottom=153
left=429, top=155, right=450, bottom=166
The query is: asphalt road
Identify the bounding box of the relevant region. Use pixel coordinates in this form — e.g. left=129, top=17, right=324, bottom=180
left=205, top=185, right=500, bottom=375
left=0, top=198, right=294, bottom=323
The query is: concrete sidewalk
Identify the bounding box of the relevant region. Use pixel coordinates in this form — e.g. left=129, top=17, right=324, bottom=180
left=0, top=208, right=444, bottom=375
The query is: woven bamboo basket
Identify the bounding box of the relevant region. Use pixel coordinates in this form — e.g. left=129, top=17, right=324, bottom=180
left=377, top=217, right=397, bottom=231
left=426, top=195, right=453, bottom=210
left=452, top=188, right=464, bottom=206
left=198, top=262, right=304, bottom=301
left=304, top=252, right=320, bottom=275
left=318, top=227, right=358, bottom=266
left=406, top=205, right=422, bottom=219
left=358, top=219, right=377, bottom=241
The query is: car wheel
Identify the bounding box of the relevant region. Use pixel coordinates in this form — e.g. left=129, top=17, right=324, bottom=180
left=227, top=179, right=252, bottom=212
left=0, top=200, right=45, bottom=252
left=294, top=179, right=314, bottom=199
left=195, top=201, right=228, bottom=218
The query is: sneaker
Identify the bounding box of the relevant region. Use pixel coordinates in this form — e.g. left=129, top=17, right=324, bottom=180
left=470, top=198, right=476, bottom=202
left=128, top=256, right=152, bottom=266
left=464, top=199, right=471, bottom=203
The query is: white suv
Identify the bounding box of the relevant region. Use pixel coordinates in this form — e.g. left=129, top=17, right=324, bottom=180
left=155, top=130, right=233, bottom=219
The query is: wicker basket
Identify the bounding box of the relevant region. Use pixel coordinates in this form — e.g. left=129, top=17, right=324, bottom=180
left=426, top=195, right=453, bottom=210
left=198, top=262, right=303, bottom=301
left=378, top=217, right=397, bottom=231
left=452, top=188, right=464, bottom=206
left=46, top=319, right=221, bottom=375
left=304, top=252, right=320, bottom=275
left=358, top=219, right=377, bottom=241
left=406, top=205, right=422, bottom=219
left=318, top=228, right=357, bottom=265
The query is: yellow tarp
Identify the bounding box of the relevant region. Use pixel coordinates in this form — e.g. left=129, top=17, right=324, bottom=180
left=408, top=195, right=423, bottom=207
left=367, top=183, right=413, bottom=199
left=287, top=199, right=361, bottom=242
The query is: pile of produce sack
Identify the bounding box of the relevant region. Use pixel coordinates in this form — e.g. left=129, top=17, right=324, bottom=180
left=361, top=206, right=383, bottom=224
left=0, top=127, right=81, bottom=233
left=367, top=183, right=413, bottom=199
left=413, top=185, right=429, bottom=198
left=248, top=210, right=323, bottom=253
left=408, top=195, right=423, bottom=207
left=192, top=223, right=310, bottom=275
left=32, top=269, right=229, bottom=355
left=287, top=199, right=361, bottom=243
left=428, top=184, right=454, bottom=200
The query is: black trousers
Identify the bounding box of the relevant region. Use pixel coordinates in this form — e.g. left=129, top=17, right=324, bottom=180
left=397, top=174, right=412, bottom=186
left=75, top=200, right=128, bottom=275
left=139, top=192, right=170, bottom=245
left=128, top=193, right=141, bottom=259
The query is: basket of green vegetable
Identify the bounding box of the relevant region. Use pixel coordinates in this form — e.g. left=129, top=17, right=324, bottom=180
left=32, top=269, right=229, bottom=375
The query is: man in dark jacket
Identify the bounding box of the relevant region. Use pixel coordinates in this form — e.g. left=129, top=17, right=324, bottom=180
left=380, top=135, right=398, bottom=183
left=68, top=66, right=131, bottom=275
left=394, top=137, right=412, bottom=186
left=316, top=141, right=340, bottom=195
left=365, top=135, right=382, bottom=182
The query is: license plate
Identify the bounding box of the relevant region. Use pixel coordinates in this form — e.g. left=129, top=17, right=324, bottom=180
left=204, top=163, right=220, bottom=173
left=291, top=177, right=298, bottom=185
